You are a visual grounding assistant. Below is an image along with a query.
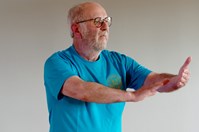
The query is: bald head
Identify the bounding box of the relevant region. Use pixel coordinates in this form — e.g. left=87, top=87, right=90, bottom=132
left=67, top=2, right=107, bottom=37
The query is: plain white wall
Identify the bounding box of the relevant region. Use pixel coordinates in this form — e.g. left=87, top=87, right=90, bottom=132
left=0, top=0, right=198, bottom=132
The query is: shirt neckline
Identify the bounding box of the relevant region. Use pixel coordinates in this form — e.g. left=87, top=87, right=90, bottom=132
left=71, top=45, right=103, bottom=65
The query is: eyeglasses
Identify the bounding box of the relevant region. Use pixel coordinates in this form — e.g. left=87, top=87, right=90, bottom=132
left=76, top=16, right=112, bottom=28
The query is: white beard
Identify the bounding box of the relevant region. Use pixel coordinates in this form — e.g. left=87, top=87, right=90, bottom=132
left=81, top=28, right=108, bottom=51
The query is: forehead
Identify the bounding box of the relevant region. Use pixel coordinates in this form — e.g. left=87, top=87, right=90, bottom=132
left=82, top=3, right=108, bottom=18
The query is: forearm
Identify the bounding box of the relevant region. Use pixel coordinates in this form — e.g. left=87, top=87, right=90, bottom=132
left=79, top=82, right=132, bottom=103
left=144, top=72, right=178, bottom=93
left=144, top=72, right=175, bottom=84
left=82, top=82, right=162, bottom=103
left=62, top=76, right=165, bottom=103
left=61, top=76, right=133, bottom=103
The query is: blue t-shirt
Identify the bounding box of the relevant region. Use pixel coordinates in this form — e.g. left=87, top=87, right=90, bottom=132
left=44, top=45, right=151, bottom=132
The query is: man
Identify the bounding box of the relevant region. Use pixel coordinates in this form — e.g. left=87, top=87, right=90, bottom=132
left=44, top=2, right=191, bottom=132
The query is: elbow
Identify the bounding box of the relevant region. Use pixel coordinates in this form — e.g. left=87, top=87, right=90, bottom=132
left=61, top=84, right=90, bottom=102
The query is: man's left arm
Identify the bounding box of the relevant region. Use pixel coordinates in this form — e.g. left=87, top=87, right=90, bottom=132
left=143, top=56, right=192, bottom=93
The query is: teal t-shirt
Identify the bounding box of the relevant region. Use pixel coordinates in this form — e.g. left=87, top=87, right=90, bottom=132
left=44, top=45, right=151, bottom=132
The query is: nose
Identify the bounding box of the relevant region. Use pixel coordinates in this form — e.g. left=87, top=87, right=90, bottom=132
left=100, top=21, right=109, bottom=31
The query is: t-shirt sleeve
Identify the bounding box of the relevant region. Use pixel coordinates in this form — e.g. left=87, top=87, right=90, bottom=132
left=125, top=56, right=152, bottom=90
left=44, top=53, right=77, bottom=100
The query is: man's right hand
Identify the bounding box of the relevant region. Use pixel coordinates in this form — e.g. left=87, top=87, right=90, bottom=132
left=129, top=81, right=164, bottom=102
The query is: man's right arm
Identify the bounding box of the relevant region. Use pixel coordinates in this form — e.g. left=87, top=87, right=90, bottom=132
left=61, top=76, right=163, bottom=103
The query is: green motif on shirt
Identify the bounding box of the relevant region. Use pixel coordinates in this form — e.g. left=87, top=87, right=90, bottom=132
left=107, top=75, right=123, bottom=89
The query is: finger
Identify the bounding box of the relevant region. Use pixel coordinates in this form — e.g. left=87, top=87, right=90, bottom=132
left=151, top=82, right=164, bottom=92
left=179, top=69, right=190, bottom=80
left=179, top=77, right=188, bottom=85
left=181, top=56, right=192, bottom=69
left=148, top=91, right=157, bottom=96
left=182, top=75, right=190, bottom=82
left=177, top=82, right=185, bottom=88
left=177, top=74, right=190, bottom=87
left=183, top=69, right=190, bottom=74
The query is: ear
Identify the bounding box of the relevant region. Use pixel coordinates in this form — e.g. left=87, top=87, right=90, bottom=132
left=71, top=24, right=81, bottom=38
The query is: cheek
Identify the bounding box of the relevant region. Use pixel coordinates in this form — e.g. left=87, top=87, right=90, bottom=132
left=89, top=30, right=99, bottom=39
left=95, top=30, right=101, bottom=38
left=81, top=25, right=100, bottom=39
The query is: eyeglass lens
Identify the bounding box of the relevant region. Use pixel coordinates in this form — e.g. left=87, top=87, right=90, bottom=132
left=94, top=17, right=112, bottom=27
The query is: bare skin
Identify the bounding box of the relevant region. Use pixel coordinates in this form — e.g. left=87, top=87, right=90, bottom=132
left=61, top=57, right=191, bottom=103
left=61, top=2, right=191, bottom=103
left=71, top=2, right=109, bottom=61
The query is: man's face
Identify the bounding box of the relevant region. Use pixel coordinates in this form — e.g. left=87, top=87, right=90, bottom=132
left=79, top=5, right=110, bottom=51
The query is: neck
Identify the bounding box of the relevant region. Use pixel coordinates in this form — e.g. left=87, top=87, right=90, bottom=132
left=73, top=42, right=102, bottom=62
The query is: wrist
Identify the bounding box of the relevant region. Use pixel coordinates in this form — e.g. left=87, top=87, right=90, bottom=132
left=125, top=91, right=135, bottom=102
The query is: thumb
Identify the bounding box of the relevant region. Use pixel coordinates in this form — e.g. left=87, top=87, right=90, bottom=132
left=181, top=56, right=192, bottom=70
left=151, top=81, right=164, bottom=92
left=151, top=79, right=170, bottom=92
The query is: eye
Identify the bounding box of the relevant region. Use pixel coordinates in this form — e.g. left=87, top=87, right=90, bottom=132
left=105, top=17, right=112, bottom=27
left=106, top=17, right=111, bottom=22
left=94, top=17, right=102, bottom=26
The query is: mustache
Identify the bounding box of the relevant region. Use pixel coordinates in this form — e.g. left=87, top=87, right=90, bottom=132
left=100, top=31, right=109, bottom=36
